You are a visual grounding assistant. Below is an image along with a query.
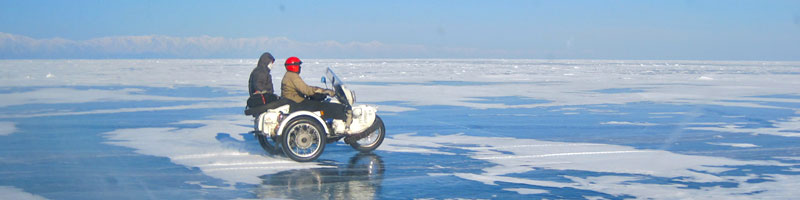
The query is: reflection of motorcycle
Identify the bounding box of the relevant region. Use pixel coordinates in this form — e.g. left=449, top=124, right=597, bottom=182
left=255, top=153, right=385, bottom=200
left=246, top=68, right=386, bottom=162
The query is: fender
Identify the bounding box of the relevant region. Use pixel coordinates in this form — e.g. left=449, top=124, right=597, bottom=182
left=275, top=111, right=330, bottom=137
left=346, top=105, right=378, bottom=134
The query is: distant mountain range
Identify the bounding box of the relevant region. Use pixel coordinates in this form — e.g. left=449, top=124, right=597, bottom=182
left=0, top=32, right=486, bottom=59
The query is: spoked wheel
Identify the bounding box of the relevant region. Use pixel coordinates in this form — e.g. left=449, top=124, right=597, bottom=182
left=256, top=133, right=280, bottom=155
left=281, top=117, right=326, bottom=162
left=349, top=116, right=385, bottom=152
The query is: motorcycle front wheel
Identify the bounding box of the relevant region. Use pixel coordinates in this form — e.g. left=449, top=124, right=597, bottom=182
left=349, top=116, right=385, bottom=152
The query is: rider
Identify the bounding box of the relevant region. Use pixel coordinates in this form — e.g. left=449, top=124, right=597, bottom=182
left=281, top=56, right=349, bottom=122
left=247, top=52, right=279, bottom=108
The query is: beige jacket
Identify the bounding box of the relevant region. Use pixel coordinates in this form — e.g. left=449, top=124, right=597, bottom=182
left=281, top=71, right=323, bottom=103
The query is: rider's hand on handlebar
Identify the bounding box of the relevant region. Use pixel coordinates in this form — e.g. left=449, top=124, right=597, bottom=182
left=324, top=89, right=336, bottom=97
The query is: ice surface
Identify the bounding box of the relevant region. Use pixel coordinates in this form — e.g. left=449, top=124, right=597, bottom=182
left=0, top=121, right=15, bottom=136
left=0, top=88, right=216, bottom=107
left=600, top=121, right=659, bottom=126
left=1, top=59, right=799, bottom=199
left=2, top=100, right=242, bottom=119
left=379, top=133, right=794, bottom=199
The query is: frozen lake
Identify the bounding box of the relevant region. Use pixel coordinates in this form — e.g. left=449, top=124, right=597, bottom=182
left=1, top=59, right=799, bottom=199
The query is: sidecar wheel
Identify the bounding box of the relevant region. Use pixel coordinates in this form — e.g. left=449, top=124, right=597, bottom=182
left=256, top=133, right=280, bottom=155
left=350, top=116, right=385, bottom=152
left=281, top=117, right=326, bottom=162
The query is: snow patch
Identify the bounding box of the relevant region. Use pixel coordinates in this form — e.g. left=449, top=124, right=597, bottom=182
left=706, top=142, right=759, bottom=148
left=503, top=188, right=548, bottom=195
left=698, top=76, right=714, bottom=80
left=773, top=156, right=800, bottom=161
left=0, top=121, right=16, bottom=136
left=688, top=117, right=800, bottom=137
left=0, top=186, right=48, bottom=200
left=184, top=181, right=233, bottom=190
left=103, top=115, right=332, bottom=185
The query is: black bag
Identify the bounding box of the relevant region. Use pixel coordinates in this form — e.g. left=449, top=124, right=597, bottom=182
left=244, top=94, right=285, bottom=116
left=247, top=93, right=279, bottom=108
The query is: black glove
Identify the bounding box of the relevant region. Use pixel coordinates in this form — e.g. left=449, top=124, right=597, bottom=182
left=324, top=89, right=336, bottom=97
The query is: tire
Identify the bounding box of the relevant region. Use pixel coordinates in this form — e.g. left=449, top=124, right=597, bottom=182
left=349, top=116, right=385, bottom=152
left=256, top=133, right=279, bottom=155
left=281, top=117, right=326, bottom=162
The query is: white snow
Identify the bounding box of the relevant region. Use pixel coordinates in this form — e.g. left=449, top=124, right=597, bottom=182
left=0, top=186, right=48, bottom=200
left=379, top=133, right=795, bottom=199
left=773, top=156, right=800, bottom=161
left=0, top=121, right=16, bottom=136
left=688, top=117, right=800, bottom=137
left=502, top=188, right=548, bottom=195
left=2, top=59, right=799, bottom=112
left=697, top=76, right=714, bottom=80
left=103, top=115, right=332, bottom=185
left=184, top=181, right=233, bottom=190
left=706, top=142, right=760, bottom=148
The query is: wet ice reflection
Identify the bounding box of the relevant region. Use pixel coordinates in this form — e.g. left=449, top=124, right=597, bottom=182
left=255, top=153, right=384, bottom=200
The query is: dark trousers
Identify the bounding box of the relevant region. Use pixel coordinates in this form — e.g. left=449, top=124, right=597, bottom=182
left=287, top=99, right=347, bottom=120
left=244, top=94, right=284, bottom=116
left=247, top=93, right=279, bottom=108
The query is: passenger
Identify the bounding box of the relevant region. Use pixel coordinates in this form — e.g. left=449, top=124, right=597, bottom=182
left=245, top=52, right=281, bottom=116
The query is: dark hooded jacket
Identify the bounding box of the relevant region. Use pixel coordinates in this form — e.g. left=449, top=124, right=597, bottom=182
left=248, top=52, right=275, bottom=95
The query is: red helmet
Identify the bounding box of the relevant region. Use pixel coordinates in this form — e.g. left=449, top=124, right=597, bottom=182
left=285, top=56, right=302, bottom=73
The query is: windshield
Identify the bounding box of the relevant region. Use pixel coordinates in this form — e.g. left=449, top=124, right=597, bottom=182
left=325, top=67, right=353, bottom=106
left=325, top=67, right=344, bottom=88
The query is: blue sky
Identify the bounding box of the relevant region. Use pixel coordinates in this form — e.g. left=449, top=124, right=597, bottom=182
left=1, top=0, right=799, bottom=60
